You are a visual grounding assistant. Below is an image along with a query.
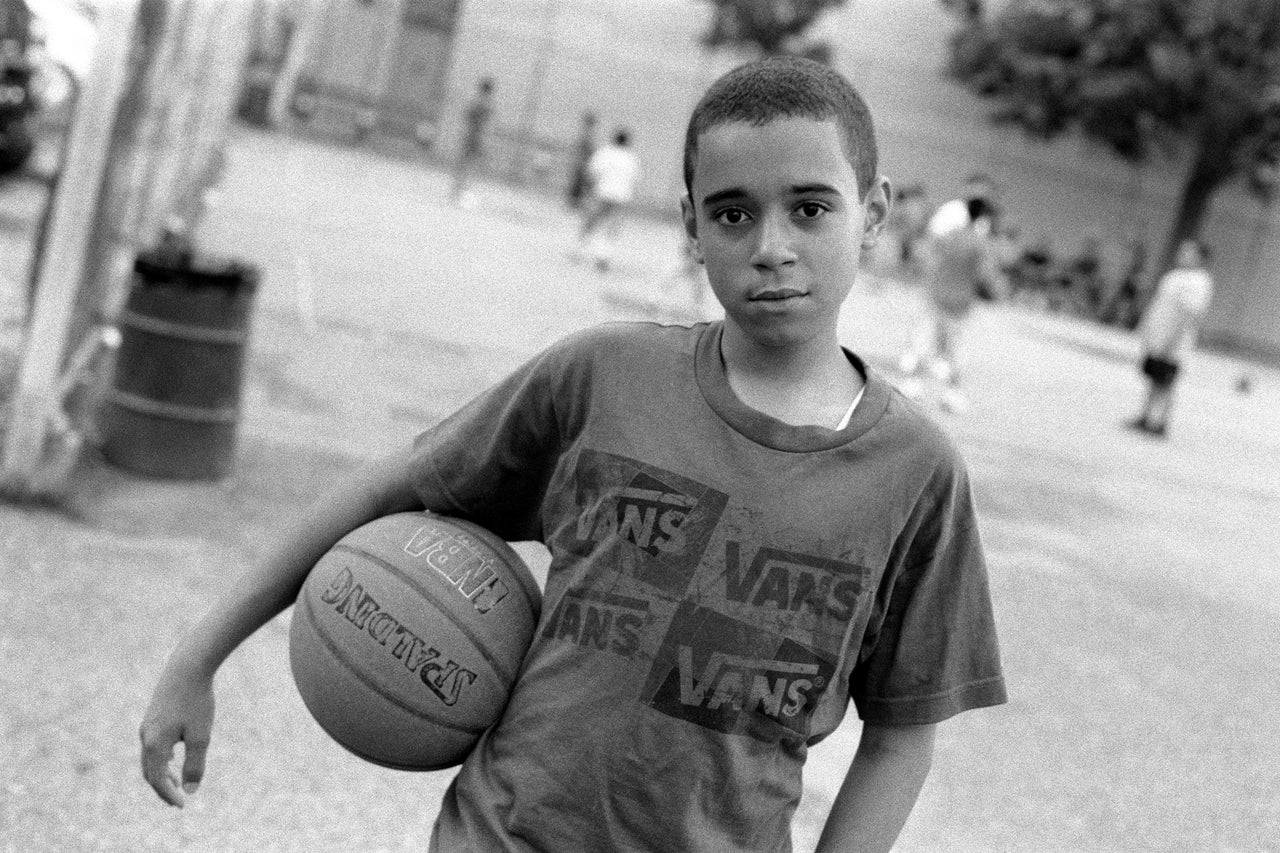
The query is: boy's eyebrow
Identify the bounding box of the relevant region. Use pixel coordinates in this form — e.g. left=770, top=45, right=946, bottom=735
left=701, top=183, right=844, bottom=208
left=789, top=183, right=843, bottom=196
left=701, top=188, right=747, bottom=207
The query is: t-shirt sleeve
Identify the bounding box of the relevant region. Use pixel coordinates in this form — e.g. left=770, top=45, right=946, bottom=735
left=850, top=458, right=1007, bottom=725
left=407, top=337, right=580, bottom=543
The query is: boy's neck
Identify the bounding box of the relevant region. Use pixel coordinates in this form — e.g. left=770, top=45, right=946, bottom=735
left=719, top=322, right=863, bottom=428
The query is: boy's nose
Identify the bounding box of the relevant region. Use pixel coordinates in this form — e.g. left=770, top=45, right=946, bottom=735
left=750, top=215, right=798, bottom=271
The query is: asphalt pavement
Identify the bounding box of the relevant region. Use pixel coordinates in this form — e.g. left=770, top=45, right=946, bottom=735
left=1, top=127, right=1278, bottom=853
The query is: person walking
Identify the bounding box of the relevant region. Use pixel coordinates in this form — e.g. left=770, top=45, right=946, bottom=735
left=450, top=77, right=494, bottom=207
left=565, top=110, right=597, bottom=209
left=570, top=127, right=641, bottom=273
left=889, top=183, right=931, bottom=276
left=1128, top=238, right=1214, bottom=438
left=897, top=176, right=1002, bottom=413
left=1100, top=239, right=1148, bottom=329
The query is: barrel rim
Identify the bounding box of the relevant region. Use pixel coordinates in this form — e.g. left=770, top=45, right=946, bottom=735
left=133, top=252, right=261, bottom=291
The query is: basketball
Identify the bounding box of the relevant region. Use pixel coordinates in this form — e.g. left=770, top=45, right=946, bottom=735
left=289, top=511, right=541, bottom=771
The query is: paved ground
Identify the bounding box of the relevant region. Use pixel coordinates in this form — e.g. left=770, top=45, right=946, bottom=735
left=2, top=127, right=1279, bottom=852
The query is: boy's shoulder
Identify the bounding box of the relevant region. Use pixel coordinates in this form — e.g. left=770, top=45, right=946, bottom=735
left=871, top=379, right=971, bottom=477
left=522, top=322, right=706, bottom=417
left=546, top=320, right=705, bottom=364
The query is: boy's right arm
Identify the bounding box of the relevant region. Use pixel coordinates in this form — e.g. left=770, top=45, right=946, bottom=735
left=138, top=447, right=424, bottom=807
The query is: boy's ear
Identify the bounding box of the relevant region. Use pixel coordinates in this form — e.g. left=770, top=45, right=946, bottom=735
left=861, top=176, right=893, bottom=250
left=680, top=195, right=703, bottom=262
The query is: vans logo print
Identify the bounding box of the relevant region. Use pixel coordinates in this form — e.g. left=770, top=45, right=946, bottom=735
left=676, top=647, right=822, bottom=719
left=575, top=477, right=695, bottom=557
left=721, top=541, right=865, bottom=621
left=562, top=450, right=728, bottom=596
left=644, top=601, right=835, bottom=743
left=541, top=587, right=650, bottom=659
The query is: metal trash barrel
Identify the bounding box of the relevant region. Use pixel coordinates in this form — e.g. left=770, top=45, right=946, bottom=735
left=100, top=250, right=259, bottom=479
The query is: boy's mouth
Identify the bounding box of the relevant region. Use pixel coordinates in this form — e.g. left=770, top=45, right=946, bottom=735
left=750, top=288, right=807, bottom=301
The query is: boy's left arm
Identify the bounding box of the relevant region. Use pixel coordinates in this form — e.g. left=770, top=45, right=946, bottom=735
left=814, top=722, right=937, bottom=853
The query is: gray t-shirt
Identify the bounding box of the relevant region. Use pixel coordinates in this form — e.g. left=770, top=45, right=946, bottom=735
left=410, top=321, right=1006, bottom=852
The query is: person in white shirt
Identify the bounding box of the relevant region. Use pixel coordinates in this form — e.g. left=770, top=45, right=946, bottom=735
left=1129, top=238, right=1215, bottom=438
left=897, top=176, right=1002, bottom=413
left=571, top=128, right=641, bottom=272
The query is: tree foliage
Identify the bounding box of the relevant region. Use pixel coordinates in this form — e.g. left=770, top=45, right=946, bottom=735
left=943, top=0, right=1280, bottom=264
left=699, top=0, right=848, bottom=61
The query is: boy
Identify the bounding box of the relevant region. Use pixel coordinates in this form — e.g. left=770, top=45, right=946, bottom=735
left=1129, top=238, right=1214, bottom=438
left=141, top=57, right=1006, bottom=852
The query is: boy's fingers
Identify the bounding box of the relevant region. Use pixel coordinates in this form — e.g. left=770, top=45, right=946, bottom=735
left=146, top=772, right=183, bottom=807
left=182, top=737, right=208, bottom=794
left=139, top=731, right=184, bottom=807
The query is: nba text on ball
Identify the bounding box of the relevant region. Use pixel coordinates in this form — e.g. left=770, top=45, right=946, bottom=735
left=403, top=526, right=512, bottom=614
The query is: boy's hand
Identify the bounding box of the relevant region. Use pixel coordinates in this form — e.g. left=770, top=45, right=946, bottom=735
left=139, top=668, right=216, bottom=807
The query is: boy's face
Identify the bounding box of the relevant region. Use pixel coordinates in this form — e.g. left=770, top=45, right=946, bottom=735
left=682, top=117, right=889, bottom=350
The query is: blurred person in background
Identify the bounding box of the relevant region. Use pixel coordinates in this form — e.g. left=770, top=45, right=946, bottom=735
left=657, top=235, right=708, bottom=312
left=1062, top=235, right=1104, bottom=318
left=888, top=182, right=931, bottom=276
left=897, top=176, right=1003, bottom=413
left=569, top=127, right=640, bottom=273
left=565, top=109, right=597, bottom=209
left=450, top=77, right=494, bottom=208
left=1128, top=238, right=1214, bottom=438
left=989, top=224, right=1023, bottom=298
left=1100, top=238, right=1148, bottom=329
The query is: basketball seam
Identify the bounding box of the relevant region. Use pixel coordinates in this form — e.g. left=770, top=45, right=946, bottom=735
left=298, top=592, right=489, bottom=736
left=329, top=542, right=520, bottom=686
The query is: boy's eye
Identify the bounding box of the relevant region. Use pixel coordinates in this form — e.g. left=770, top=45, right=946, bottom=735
left=713, top=208, right=751, bottom=226
left=795, top=201, right=829, bottom=220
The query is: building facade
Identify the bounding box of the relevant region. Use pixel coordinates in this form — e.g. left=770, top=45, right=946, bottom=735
left=283, top=0, right=1278, bottom=358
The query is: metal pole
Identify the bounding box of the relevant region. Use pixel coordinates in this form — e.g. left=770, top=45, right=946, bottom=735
left=1, top=0, right=140, bottom=490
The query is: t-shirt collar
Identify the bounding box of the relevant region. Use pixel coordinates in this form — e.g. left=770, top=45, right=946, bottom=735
left=694, top=321, right=890, bottom=452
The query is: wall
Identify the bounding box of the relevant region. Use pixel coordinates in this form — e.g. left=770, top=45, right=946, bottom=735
left=441, top=0, right=726, bottom=202
left=362, top=0, right=1278, bottom=357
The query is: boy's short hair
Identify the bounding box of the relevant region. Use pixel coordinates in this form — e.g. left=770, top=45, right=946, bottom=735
left=682, top=56, right=878, bottom=199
